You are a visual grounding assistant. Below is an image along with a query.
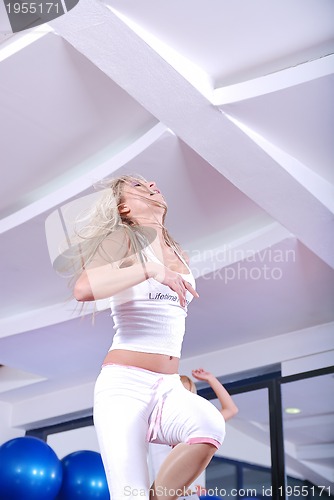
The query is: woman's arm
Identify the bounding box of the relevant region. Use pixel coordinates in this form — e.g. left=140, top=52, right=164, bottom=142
left=192, top=368, right=239, bottom=421
left=74, top=261, right=152, bottom=301
left=74, top=235, right=198, bottom=305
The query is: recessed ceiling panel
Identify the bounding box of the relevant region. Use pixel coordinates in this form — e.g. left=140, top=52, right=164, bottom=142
left=105, top=0, right=334, bottom=86
left=0, top=32, right=158, bottom=218
left=221, top=75, right=334, bottom=184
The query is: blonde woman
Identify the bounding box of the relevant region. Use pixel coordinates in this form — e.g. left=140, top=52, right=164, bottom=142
left=71, top=175, right=226, bottom=500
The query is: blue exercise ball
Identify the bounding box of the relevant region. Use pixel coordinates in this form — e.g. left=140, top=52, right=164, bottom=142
left=0, top=436, right=62, bottom=500
left=58, top=450, right=109, bottom=499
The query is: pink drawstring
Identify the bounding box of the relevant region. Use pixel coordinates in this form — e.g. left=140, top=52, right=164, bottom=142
left=147, top=378, right=173, bottom=442
left=100, top=365, right=179, bottom=443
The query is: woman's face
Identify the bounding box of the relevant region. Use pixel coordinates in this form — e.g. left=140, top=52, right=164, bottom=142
left=120, top=179, right=166, bottom=220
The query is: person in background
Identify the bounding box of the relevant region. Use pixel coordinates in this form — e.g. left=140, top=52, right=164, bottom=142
left=191, top=368, right=238, bottom=421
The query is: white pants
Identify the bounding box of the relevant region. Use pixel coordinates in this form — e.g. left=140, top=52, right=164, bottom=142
left=94, top=364, right=226, bottom=500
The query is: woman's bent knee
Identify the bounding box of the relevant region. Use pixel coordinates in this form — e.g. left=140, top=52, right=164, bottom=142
left=185, top=410, right=226, bottom=450
left=186, top=437, right=222, bottom=450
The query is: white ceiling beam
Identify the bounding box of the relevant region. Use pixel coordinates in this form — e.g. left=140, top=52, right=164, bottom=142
left=212, top=54, right=334, bottom=105
left=0, top=301, right=91, bottom=339
left=49, top=0, right=334, bottom=269
left=180, top=323, right=334, bottom=390
left=284, top=439, right=334, bottom=487
left=0, top=2, right=12, bottom=36
left=0, top=366, right=46, bottom=393
left=11, top=381, right=95, bottom=428
left=0, top=122, right=167, bottom=234
left=296, top=443, right=334, bottom=460
left=282, top=351, right=334, bottom=377
left=224, top=420, right=333, bottom=487
left=0, top=25, right=54, bottom=62
left=188, top=222, right=293, bottom=279
left=222, top=114, right=334, bottom=214
left=284, top=414, right=334, bottom=429
left=104, top=5, right=213, bottom=101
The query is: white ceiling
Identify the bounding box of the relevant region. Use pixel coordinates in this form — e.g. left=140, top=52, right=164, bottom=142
left=0, top=0, right=333, bottom=488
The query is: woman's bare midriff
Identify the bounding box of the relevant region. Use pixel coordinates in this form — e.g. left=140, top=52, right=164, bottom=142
left=103, top=349, right=179, bottom=375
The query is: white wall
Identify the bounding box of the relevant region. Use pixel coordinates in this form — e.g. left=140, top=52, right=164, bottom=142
left=179, top=322, right=334, bottom=380
left=47, top=426, right=100, bottom=459
left=0, top=401, right=25, bottom=444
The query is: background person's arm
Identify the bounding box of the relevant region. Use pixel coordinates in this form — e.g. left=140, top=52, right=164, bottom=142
left=192, top=368, right=239, bottom=421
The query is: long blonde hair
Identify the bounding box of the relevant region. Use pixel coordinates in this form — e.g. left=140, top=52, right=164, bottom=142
left=59, top=174, right=182, bottom=282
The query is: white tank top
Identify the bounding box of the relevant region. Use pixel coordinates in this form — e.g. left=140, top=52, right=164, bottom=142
left=108, top=247, right=196, bottom=358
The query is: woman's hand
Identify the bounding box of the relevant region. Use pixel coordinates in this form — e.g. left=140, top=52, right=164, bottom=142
left=147, top=262, right=199, bottom=307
